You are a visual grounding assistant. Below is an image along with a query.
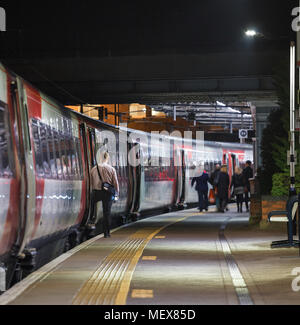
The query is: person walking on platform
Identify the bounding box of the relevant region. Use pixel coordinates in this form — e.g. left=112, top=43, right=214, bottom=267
left=90, top=152, right=119, bottom=238
left=231, top=167, right=245, bottom=212
left=192, top=168, right=209, bottom=212
left=209, top=164, right=221, bottom=211
left=242, top=160, right=253, bottom=212
left=216, top=165, right=230, bottom=213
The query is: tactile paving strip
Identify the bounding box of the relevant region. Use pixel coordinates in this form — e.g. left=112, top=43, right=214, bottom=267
left=72, top=217, right=187, bottom=305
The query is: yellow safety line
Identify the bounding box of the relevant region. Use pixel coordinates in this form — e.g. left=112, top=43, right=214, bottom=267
left=142, top=256, right=157, bottom=260
left=131, top=289, right=154, bottom=299
left=72, top=216, right=189, bottom=305
left=114, top=216, right=187, bottom=305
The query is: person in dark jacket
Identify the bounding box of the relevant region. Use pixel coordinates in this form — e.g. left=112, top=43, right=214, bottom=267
left=231, top=167, right=245, bottom=212
left=242, top=160, right=253, bottom=212
left=209, top=164, right=221, bottom=211
left=216, top=165, right=230, bottom=213
left=192, top=169, right=209, bottom=212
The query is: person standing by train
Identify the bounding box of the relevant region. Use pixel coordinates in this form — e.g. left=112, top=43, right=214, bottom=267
left=230, top=167, right=245, bottom=212
left=90, top=152, right=119, bottom=238
left=242, top=160, right=253, bottom=212
left=216, top=165, right=230, bottom=213
left=192, top=167, right=209, bottom=212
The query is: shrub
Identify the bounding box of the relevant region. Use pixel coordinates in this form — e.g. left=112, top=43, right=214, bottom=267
left=271, top=171, right=300, bottom=197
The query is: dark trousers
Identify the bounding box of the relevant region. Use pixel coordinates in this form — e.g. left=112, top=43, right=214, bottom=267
left=244, top=190, right=250, bottom=210
left=197, top=190, right=208, bottom=211
left=90, top=190, right=113, bottom=235
left=219, top=197, right=228, bottom=212
left=236, top=194, right=244, bottom=210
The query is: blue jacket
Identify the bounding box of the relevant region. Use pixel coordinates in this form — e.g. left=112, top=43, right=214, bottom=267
left=192, top=172, right=209, bottom=192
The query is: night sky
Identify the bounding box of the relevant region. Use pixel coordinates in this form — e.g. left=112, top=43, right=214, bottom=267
left=0, top=0, right=298, bottom=58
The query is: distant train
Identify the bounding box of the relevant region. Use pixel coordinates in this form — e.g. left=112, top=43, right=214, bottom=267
left=0, top=62, right=253, bottom=291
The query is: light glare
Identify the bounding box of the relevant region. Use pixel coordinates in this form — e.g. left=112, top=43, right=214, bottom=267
left=245, top=30, right=257, bottom=37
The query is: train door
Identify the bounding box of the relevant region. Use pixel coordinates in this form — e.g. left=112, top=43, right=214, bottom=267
left=174, top=147, right=184, bottom=208
left=130, top=141, right=145, bottom=219
left=182, top=149, right=190, bottom=204
left=0, top=75, right=23, bottom=289
left=77, top=123, right=91, bottom=227
left=12, top=78, right=37, bottom=256
left=180, top=149, right=187, bottom=207
left=127, top=141, right=135, bottom=218
left=87, top=127, right=103, bottom=224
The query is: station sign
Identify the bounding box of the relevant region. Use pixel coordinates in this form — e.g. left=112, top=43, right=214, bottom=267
left=239, top=129, right=248, bottom=139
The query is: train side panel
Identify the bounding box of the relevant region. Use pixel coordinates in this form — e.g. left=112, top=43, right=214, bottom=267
left=21, top=83, right=86, bottom=246
left=0, top=66, right=20, bottom=259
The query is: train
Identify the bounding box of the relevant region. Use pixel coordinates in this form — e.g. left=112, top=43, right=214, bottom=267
left=0, top=62, right=253, bottom=292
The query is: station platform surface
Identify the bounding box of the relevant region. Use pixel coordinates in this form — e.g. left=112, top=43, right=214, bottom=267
left=1, top=205, right=300, bottom=305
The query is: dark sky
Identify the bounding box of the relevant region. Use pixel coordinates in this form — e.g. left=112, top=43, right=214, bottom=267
left=0, top=0, right=298, bottom=57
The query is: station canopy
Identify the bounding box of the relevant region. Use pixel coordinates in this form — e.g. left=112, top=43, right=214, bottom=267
left=149, top=101, right=254, bottom=131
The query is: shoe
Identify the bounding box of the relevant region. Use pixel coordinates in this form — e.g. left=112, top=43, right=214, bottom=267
left=104, top=232, right=110, bottom=238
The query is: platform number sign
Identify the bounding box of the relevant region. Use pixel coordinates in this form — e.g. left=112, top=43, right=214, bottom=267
left=239, top=129, right=248, bottom=139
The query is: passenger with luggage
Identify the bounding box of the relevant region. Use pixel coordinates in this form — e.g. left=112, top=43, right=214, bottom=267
left=90, top=152, right=119, bottom=238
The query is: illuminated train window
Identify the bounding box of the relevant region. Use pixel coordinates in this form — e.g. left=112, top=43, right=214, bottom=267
left=31, top=118, right=83, bottom=180
left=0, top=102, right=14, bottom=178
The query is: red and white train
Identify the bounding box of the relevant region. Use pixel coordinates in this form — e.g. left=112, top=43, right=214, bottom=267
left=0, top=62, right=253, bottom=291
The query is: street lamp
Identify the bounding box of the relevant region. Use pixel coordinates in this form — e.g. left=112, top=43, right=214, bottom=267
left=245, top=29, right=264, bottom=38
left=245, top=29, right=257, bottom=37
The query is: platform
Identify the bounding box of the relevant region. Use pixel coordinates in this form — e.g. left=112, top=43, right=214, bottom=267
left=0, top=206, right=300, bottom=305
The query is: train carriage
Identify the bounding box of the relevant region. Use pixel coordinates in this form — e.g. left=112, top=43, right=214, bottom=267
left=0, top=62, right=253, bottom=291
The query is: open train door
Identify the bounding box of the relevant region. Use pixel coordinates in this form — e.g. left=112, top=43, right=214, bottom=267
left=180, top=149, right=189, bottom=208
left=175, top=148, right=185, bottom=209
left=77, top=123, right=93, bottom=229
left=128, top=140, right=145, bottom=221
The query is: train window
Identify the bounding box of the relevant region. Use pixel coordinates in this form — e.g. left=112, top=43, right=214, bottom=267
left=39, top=123, right=52, bottom=178
left=75, top=138, right=83, bottom=179
left=31, top=119, right=44, bottom=177
left=31, top=118, right=84, bottom=181
left=47, top=125, right=58, bottom=179
left=70, top=139, right=79, bottom=180
left=59, top=133, right=70, bottom=180
left=52, top=128, right=63, bottom=179
left=65, top=137, right=75, bottom=177
left=0, top=104, right=14, bottom=178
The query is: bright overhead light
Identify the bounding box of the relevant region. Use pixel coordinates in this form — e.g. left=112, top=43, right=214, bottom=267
left=245, top=30, right=257, bottom=37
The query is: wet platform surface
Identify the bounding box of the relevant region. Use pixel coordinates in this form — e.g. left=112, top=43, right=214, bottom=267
left=1, top=206, right=300, bottom=305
